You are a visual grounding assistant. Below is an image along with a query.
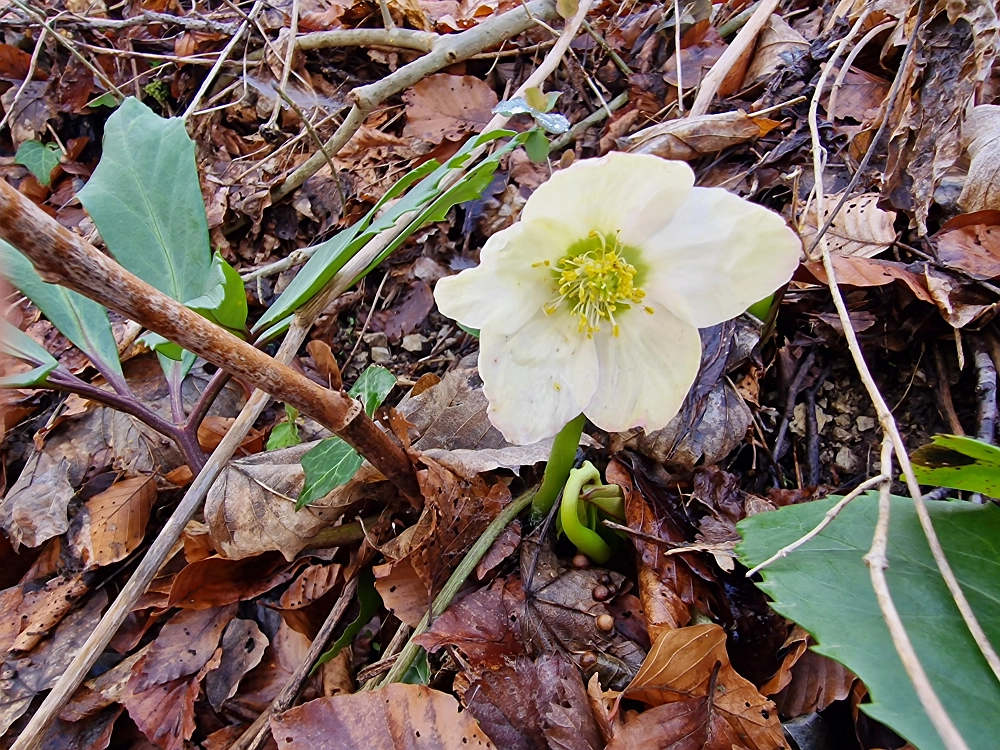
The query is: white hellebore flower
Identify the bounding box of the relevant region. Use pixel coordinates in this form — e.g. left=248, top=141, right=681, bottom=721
left=434, top=152, right=801, bottom=445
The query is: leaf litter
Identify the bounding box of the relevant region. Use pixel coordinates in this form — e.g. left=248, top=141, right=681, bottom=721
left=3, top=0, right=1000, bottom=747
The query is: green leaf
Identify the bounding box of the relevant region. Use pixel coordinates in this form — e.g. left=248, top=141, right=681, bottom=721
left=15, top=141, right=60, bottom=187
left=140, top=331, right=184, bottom=361
left=0, top=320, right=59, bottom=387
left=77, top=97, right=213, bottom=304
left=314, top=567, right=382, bottom=671
left=185, top=252, right=248, bottom=334
left=296, top=439, right=363, bottom=509
left=736, top=494, right=1000, bottom=750
left=350, top=365, right=396, bottom=416
left=296, top=366, right=397, bottom=508
left=0, top=240, right=122, bottom=376
left=525, top=128, right=550, bottom=163
left=911, top=434, right=1000, bottom=495
left=457, top=323, right=480, bottom=338
left=254, top=130, right=517, bottom=333
left=401, top=649, right=430, bottom=685
left=266, top=405, right=301, bottom=450
left=87, top=92, right=120, bottom=108
left=534, top=111, right=570, bottom=134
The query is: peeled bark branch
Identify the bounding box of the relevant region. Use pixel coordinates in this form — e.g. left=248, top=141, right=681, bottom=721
left=0, top=178, right=419, bottom=502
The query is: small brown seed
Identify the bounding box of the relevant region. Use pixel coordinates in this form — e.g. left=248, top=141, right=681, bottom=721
left=572, top=554, right=591, bottom=569
left=579, top=651, right=598, bottom=668
left=595, top=614, right=615, bottom=632
left=592, top=585, right=611, bottom=601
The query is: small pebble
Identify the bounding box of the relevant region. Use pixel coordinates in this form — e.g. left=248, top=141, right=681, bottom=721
left=595, top=614, right=615, bottom=632
left=402, top=334, right=425, bottom=352
left=592, top=585, right=610, bottom=601
left=363, top=331, right=389, bottom=348
left=572, top=554, right=590, bottom=569
left=371, top=346, right=392, bottom=363
left=856, top=415, right=876, bottom=431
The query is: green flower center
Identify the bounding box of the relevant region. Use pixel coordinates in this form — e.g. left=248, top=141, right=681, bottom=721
left=538, top=231, right=652, bottom=337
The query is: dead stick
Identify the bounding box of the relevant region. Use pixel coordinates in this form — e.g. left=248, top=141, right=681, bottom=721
left=229, top=577, right=359, bottom=750
left=0, top=178, right=419, bottom=503
left=972, top=336, right=997, bottom=443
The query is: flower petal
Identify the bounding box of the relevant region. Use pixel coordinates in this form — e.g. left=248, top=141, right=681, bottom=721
left=642, top=187, right=801, bottom=328
left=479, top=309, right=599, bottom=445
left=434, top=218, right=574, bottom=336
left=584, top=302, right=702, bottom=434
left=522, top=152, right=694, bottom=239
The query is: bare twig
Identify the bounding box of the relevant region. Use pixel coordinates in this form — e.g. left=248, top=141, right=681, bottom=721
left=273, top=0, right=559, bottom=201
left=263, top=0, right=299, bottom=132
left=297, top=27, right=438, bottom=53
left=0, top=27, right=47, bottom=136
left=932, top=341, right=965, bottom=436
left=973, top=336, right=997, bottom=444
left=550, top=91, right=628, bottom=151
left=228, top=577, right=359, bottom=750
left=826, top=20, right=895, bottom=123
left=68, top=10, right=241, bottom=34
left=864, top=437, right=969, bottom=750
left=773, top=348, right=816, bottom=461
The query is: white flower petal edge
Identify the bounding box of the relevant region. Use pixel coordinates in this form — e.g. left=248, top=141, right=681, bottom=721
left=584, top=301, right=703, bottom=434
left=434, top=217, right=574, bottom=336
left=479, top=310, right=599, bottom=445
left=522, top=152, right=695, bottom=239
left=642, top=186, right=802, bottom=328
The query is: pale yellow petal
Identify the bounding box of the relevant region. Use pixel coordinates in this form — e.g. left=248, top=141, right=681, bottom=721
left=479, top=309, right=599, bottom=445
left=641, top=187, right=801, bottom=328
left=584, top=302, right=702, bottom=434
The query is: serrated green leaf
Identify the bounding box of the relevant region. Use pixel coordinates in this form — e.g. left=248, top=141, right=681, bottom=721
left=78, top=97, right=212, bottom=304
left=296, top=366, right=397, bottom=507
left=296, top=438, right=363, bottom=509
left=911, top=434, right=1000, bottom=495
left=15, top=141, right=60, bottom=187
left=525, top=128, right=550, bottom=163
left=0, top=320, right=59, bottom=387
left=736, top=494, right=1000, bottom=750
left=0, top=240, right=122, bottom=376
left=254, top=130, right=517, bottom=333
left=186, top=252, right=248, bottom=334
left=314, top=567, right=382, bottom=671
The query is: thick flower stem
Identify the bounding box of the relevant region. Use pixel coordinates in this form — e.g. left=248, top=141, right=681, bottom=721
left=530, top=413, right=584, bottom=524
left=560, top=462, right=612, bottom=563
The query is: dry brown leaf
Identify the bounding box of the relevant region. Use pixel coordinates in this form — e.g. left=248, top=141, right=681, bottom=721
left=932, top=210, right=1000, bottom=278
left=204, top=618, right=269, bottom=711
left=825, top=67, right=891, bottom=123
left=742, top=14, right=809, bottom=87
left=132, top=605, right=236, bottom=692
left=802, top=256, right=933, bottom=302
left=621, top=111, right=780, bottom=161
left=167, top=552, right=301, bottom=609
left=306, top=339, right=342, bottom=389
left=71, top=475, right=156, bottom=569
left=270, top=683, right=497, bottom=749
left=1, top=573, right=89, bottom=655
left=197, top=415, right=264, bottom=454
left=623, top=624, right=786, bottom=750
left=799, top=193, right=896, bottom=257
left=606, top=697, right=751, bottom=750
left=662, top=27, right=729, bottom=91
left=278, top=562, right=341, bottom=610
left=403, top=74, right=498, bottom=144
left=960, top=105, right=1000, bottom=212
left=924, top=265, right=994, bottom=327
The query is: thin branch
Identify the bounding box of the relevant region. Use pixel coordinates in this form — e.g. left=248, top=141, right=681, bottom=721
left=297, top=27, right=438, bottom=53
left=263, top=0, right=299, bottom=132
left=68, top=10, right=241, bottom=34
left=864, top=437, right=969, bottom=750
left=273, top=0, right=559, bottom=201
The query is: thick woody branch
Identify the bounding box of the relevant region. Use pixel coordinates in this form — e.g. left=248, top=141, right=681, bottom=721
left=0, top=179, right=419, bottom=502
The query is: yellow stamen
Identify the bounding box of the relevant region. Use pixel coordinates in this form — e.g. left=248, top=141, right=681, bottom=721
left=547, top=231, right=649, bottom=337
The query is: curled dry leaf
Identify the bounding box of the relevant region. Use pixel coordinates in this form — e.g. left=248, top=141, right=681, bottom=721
left=402, top=74, right=499, bottom=144
left=622, top=623, right=786, bottom=750
left=742, top=14, right=809, bottom=88
left=621, top=111, right=780, bottom=161
left=960, top=104, right=1000, bottom=213
left=801, top=256, right=932, bottom=302
left=932, top=210, right=1000, bottom=279
left=798, top=193, right=896, bottom=258
left=69, top=475, right=156, bottom=569
left=924, top=265, right=994, bottom=328
left=269, top=683, right=497, bottom=749
left=205, top=618, right=270, bottom=711
left=167, top=552, right=303, bottom=609
left=0, top=573, right=89, bottom=655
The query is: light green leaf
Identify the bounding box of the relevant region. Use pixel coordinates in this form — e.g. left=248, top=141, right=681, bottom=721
left=534, top=111, right=570, bottom=134
left=314, top=567, right=382, bottom=670
left=525, top=128, right=550, bottom=163
left=736, top=494, right=1000, bottom=750
left=0, top=240, right=122, bottom=376
left=140, top=331, right=184, bottom=361
left=296, top=438, right=363, bottom=509
left=911, top=434, right=1000, bottom=495
left=0, top=320, right=59, bottom=387
left=350, top=365, right=396, bottom=416
left=254, top=130, right=517, bottom=333
left=87, top=92, right=120, bottom=108
left=401, top=649, right=430, bottom=685
left=78, top=97, right=212, bottom=304
left=186, top=252, right=248, bottom=334
left=15, top=141, right=60, bottom=187
left=267, top=406, right=301, bottom=450
left=296, top=366, right=397, bottom=507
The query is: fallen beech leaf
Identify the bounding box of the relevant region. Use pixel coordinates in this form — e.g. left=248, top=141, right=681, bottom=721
left=742, top=14, right=809, bottom=88
left=132, top=604, right=236, bottom=691
left=39, top=704, right=121, bottom=750
left=464, top=653, right=603, bottom=750
left=306, top=339, right=342, bottom=389
left=414, top=576, right=526, bottom=668
left=662, top=27, right=729, bottom=90
left=799, top=193, right=896, bottom=258
left=924, top=266, right=994, bottom=328
left=123, top=673, right=200, bottom=750
left=227, top=619, right=314, bottom=717
left=606, top=696, right=750, bottom=750
left=802, top=256, right=932, bottom=302
left=960, top=104, right=1000, bottom=213
left=60, top=647, right=149, bottom=721
left=205, top=618, right=269, bottom=711
left=824, top=67, right=890, bottom=123
left=198, top=415, right=264, bottom=453
left=167, top=553, right=301, bottom=609
left=278, top=562, right=341, bottom=610
left=371, top=280, right=435, bottom=343
left=71, top=475, right=156, bottom=569
left=932, top=210, right=1000, bottom=279
left=403, top=74, right=498, bottom=143
left=623, top=624, right=785, bottom=750
left=270, top=683, right=497, bottom=749
left=1, top=573, right=89, bottom=655
left=622, top=111, right=780, bottom=161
